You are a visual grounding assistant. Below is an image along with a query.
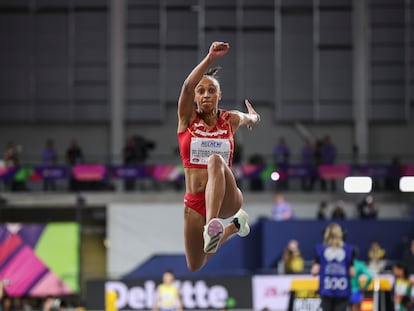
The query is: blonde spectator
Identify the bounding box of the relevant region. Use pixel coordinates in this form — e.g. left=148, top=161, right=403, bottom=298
left=368, top=240, right=386, bottom=273
left=282, top=240, right=305, bottom=274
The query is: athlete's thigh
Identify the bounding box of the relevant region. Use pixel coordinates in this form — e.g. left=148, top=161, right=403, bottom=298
left=220, top=164, right=243, bottom=218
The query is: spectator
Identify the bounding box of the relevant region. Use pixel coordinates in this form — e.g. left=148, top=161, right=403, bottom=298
left=272, top=137, right=290, bottom=190
left=316, top=200, right=328, bottom=220
left=272, top=136, right=290, bottom=168
left=331, top=200, right=346, bottom=220
left=42, top=139, right=58, bottom=191
left=3, top=142, right=26, bottom=191
left=271, top=194, right=295, bottom=221
left=65, top=139, right=84, bottom=191
left=402, top=239, right=414, bottom=275
left=300, top=138, right=315, bottom=191
left=320, top=135, right=337, bottom=192
left=123, top=137, right=140, bottom=191
left=351, top=144, right=359, bottom=166
left=123, top=137, right=140, bottom=165
left=133, top=135, right=155, bottom=163
left=3, top=142, right=19, bottom=167
left=2, top=296, right=12, bottom=311
left=248, top=154, right=265, bottom=191
left=152, top=270, right=182, bottom=311
left=65, top=139, right=83, bottom=166
left=367, top=240, right=386, bottom=273
left=392, top=262, right=412, bottom=311
left=313, top=139, right=324, bottom=190
left=282, top=240, right=305, bottom=274
left=386, top=156, right=402, bottom=192
left=350, top=248, right=373, bottom=311
left=401, top=295, right=414, bottom=311
left=311, top=223, right=354, bottom=311
left=357, top=195, right=378, bottom=219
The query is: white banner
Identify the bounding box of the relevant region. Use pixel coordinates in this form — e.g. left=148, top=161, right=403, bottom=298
left=252, top=275, right=316, bottom=311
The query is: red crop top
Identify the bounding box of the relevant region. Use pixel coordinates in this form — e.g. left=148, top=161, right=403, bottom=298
left=178, top=109, right=234, bottom=169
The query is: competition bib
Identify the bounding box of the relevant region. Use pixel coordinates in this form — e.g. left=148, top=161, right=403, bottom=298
left=190, top=137, right=231, bottom=165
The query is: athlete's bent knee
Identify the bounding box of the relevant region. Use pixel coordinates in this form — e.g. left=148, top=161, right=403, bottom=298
left=207, top=154, right=225, bottom=169
left=187, top=260, right=203, bottom=272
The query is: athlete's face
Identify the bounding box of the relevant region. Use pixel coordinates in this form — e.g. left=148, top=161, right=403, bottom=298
left=195, top=77, right=221, bottom=112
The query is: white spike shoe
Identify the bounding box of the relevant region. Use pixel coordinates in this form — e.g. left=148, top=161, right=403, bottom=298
left=203, top=218, right=224, bottom=253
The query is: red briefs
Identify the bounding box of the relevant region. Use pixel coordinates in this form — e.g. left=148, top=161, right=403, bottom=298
left=184, top=192, right=206, bottom=218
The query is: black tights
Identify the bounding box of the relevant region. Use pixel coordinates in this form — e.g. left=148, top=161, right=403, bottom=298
left=320, top=296, right=349, bottom=311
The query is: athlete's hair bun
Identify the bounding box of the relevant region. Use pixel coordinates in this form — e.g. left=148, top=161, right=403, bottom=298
left=205, top=66, right=221, bottom=77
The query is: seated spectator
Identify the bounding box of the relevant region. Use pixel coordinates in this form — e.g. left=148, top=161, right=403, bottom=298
left=3, top=141, right=19, bottom=167
left=271, top=194, right=295, bottom=221
left=385, top=156, right=402, bottom=191
left=402, top=239, right=414, bottom=275
left=281, top=239, right=304, bottom=274
left=357, top=195, right=378, bottom=219
left=42, top=139, right=58, bottom=191
left=331, top=200, right=346, bottom=220
left=367, top=240, right=386, bottom=273
left=320, top=135, right=337, bottom=192
left=249, top=153, right=266, bottom=191
left=3, top=141, right=26, bottom=191
left=392, top=262, right=412, bottom=311
left=123, top=137, right=139, bottom=191
left=272, top=137, right=290, bottom=190
left=401, top=295, right=414, bottom=311
left=316, top=200, right=328, bottom=220
left=65, top=139, right=84, bottom=191
left=300, top=138, right=315, bottom=191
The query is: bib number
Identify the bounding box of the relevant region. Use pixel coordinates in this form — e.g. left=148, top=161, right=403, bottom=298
left=323, top=276, right=348, bottom=290
left=190, top=137, right=231, bottom=165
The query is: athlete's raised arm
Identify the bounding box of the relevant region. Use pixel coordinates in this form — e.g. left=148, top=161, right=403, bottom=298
left=177, top=42, right=229, bottom=132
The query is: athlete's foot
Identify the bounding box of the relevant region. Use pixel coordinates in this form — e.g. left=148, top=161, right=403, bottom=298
left=232, top=209, right=250, bottom=237
left=203, top=218, right=224, bottom=253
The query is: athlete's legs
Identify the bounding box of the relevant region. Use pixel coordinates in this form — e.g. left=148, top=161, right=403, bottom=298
left=184, top=154, right=245, bottom=271
left=184, top=207, right=237, bottom=271
left=205, top=154, right=243, bottom=221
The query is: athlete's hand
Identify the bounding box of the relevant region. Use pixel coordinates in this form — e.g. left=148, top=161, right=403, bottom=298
left=209, top=41, right=230, bottom=60
left=245, top=99, right=260, bottom=130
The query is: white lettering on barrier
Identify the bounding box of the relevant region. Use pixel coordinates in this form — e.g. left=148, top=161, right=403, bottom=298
left=105, top=280, right=228, bottom=309
left=293, top=298, right=321, bottom=311
left=105, top=281, right=155, bottom=309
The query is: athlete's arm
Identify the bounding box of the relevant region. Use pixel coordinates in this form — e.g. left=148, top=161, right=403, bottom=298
left=177, top=42, right=229, bottom=132
left=230, top=99, right=260, bottom=132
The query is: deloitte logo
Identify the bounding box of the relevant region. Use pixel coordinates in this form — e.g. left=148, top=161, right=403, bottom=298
left=106, top=280, right=230, bottom=309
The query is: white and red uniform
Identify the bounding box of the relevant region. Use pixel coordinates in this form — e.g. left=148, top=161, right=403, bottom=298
left=178, top=109, right=235, bottom=169
left=177, top=109, right=235, bottom=218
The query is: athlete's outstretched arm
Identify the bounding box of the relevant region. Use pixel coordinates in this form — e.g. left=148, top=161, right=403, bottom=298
left=177, top=42, right=229, bottom=130
left=230, top=99, right=261, bottom=132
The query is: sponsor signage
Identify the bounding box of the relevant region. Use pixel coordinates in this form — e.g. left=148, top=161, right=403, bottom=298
left=252, top=275, right=317, bottom=311
left=87, top=277, right=252, bottom=310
